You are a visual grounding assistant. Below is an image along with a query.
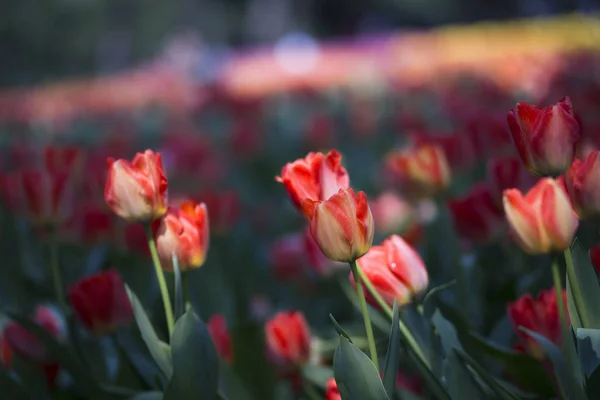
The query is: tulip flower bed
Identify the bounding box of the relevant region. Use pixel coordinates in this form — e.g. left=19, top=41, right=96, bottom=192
left=5, top=47, right=600, bottom=400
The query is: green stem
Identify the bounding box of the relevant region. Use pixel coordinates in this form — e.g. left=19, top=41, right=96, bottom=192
left=349, top=260, right=379, bottom=370
left=551, top=257, right=569, bottom=341
left=564, top=248, right=585, bottom=326
left=49, top=228, right=67, bottom=316
left=355, top=261, right=430, bottom=369
left=145, top=225, right=174, bottom=337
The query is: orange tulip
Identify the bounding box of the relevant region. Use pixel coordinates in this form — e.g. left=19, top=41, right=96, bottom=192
left=386, top=144, right=450, bottom=200
left=104, top=150, right=168, bottom=223
left=152, top=200, right=209, bottom=272
left=301, top=188, right=374, bottom=262
left=503, top=178, right=578, bottom=254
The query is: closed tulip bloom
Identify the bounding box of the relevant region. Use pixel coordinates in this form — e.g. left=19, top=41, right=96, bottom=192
left=386, top=144, right=450, bottom=200
left=507, top=97, right=580, bottom=176
left=301, top=188, right=374, bottom=262
left=352, top=235, right=428, bottom=308
left=326, top=378, right=342, bottom=400
left=105, top=150, right=168, bottom=222
left=265, top=311, right=311, bottom=367
left=67, top=269, right=133, bottom=335
left=152, top=200, right=209, bottom=272
left=370, top=191, right=419, bottom=237
left=503, top=178, right=578, bottom=254
left=487, top=156, right=536, bottom=207
left=276, top=150, right=349, bottom=214
left=3, top=306, right=63, bottom=364
left=449, top=183, right=506, bottom=243
left=207, top=314, right=233, bottom=363
left=507, top=289, right=567, bottom=360
left=565, top=151, right=600, bottom=219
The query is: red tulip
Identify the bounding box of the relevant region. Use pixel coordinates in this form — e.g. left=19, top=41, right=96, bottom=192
left=16, top=169, right=74, bottom=226
left=0, top=335, right=59, bottom=390
left=370, top=191, right=420, bottom=238
left=591, top=243, right=600, bottom=274
left=507, top=289, right=567, bottom=360
left=2, top=306, right=63, bottom=364
left=352, top=235, right=428, bottom=308
left=276, top=150, right=349, bottom=213
left=152, top=200, right=209, bottom=271
left=386, top=144, right=451, bottom=200
left=196, top=190, right=240, bottom=234
left=104, top=150, right=168, bottom=222
left=507, top=97, right=580, bottom=176
left=265, top=311, right=311, bottom=367
left=448, top=183, right=506, bottom=243
left=43, top=146, right=85, bottom=175
left=326, top=378, right=342, bottom=400
left=62, top=203, right=115, bottom=244
left=207, top=314, right=233, bottom=363
left=68, top=269, right=133, bottom=335
left=301, top=188, right=374, bottom=262
left=503, top=178, right=578, bottom=254
left=487, top=156, right=536, bottom=207
left=565, top=150, right=600, bottom=219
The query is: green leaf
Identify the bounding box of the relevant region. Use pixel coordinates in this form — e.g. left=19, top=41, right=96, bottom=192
left=0, top=363, right=29, bottom=399
left=406, top=339, right=450, bottom=400
left=164, top=307, right=220, bottom=400
left=129, top=392, right=163, bottom=400
left=301, top=364, right=333, bottom=390
left=445, top=350, right=485, bottom=400
left=575, top=328, right=600, bottom=376
left=520, top=327, right=586, bottom=400
left=432, top=310, right=461, bottom=355
left=422, top=280, right=456, bottom=318
left=567, top=240, right=600, bottom=329
left=115, top=330, right=165, bottom=390
left=329, top=314, right=353, bottom=343
left=219, top=360, right=254, bottom=400
left=333, top=337, right=390, bottom=400
left=382, top=301, right=400, bottom=397
left=468, top=332, right=554, bottom=396
left=455, top=350, right=519, bottom=400
left=11, top=353, right=46, bottom=398
left=126, top=286, right=173, bottom=379
left=172, top=254, right=183, bottom=320
left=586, top=365, right=600, bottom=399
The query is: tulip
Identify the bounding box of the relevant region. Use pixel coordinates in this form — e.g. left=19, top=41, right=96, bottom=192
left=590, top=243, right=600, bottom=274
left=448, top=183, right=506, bottom=243
left=487, top=156, right=536, bottom=207
left=564, top=150, right=600, bottom=219
left=14, top=169, right=74, bottom=226
left=68, top=270, right=133, bottom=335
left=0, top=335, right=59, bottom=390
left=265, top=311, right=311, bottom=367
left=207, top=314, right=233, bottom=363
left=503, top=178, right=578, bottom=254
left=385, top=144, right=451, bottom=200
left=507, top=97, right=580, bottom=176
left=197, top=190, right=239, bottom=234
left=152, top=200, right=209, bottom=272
left=326, top=378, right=342, bottom=400
left=507, top=289, right=567, bottom=360
left=104, top=150, right=168, bottom=222
left=352, top=235, right=428, bottom=308
left=370, top=191, right=420, bottom=239
left=301, top=188, right=374, bottom=262
left=62, top=203, right=115, bottom=244
left=2, top=306, right=63, bottom=364
left=276, top=150, right=349, bottom=213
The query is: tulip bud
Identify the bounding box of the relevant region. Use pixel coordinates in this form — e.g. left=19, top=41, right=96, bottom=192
left=385, top=144, right=451, bottom=200
left=487, top=156, right=536, bottom=207
left=564, top=151, right=600, bottom=219
left=67, top=269, right=133, bottom=335
left=352, top=235, right=428, bottom=308
left=370, top=191, right=420, bottom=238
left=152, top=200, right=209, bottom=272
left=301, top=188, right=374, bottom=262
left=448, top=183, right=506, bottom=244
left=507, top=97, right=580, bottom=176
left=207, top=314, right=233, bottom=363
left=503, top=178, right=578, bottom=254
left=265, top=311, right=311, bottom=367
left=104, top=150, right=168, bottom=222
left=326, top=378, right=342, bottom=400
left=507, top=289, right=567, bottom=360
left=2, top=306, right=63, bottom=364
left=276, top=150, right=349, bottom=214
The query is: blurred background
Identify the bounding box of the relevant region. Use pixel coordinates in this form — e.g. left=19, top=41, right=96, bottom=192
left=1, top=0, right=599, bottom=88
